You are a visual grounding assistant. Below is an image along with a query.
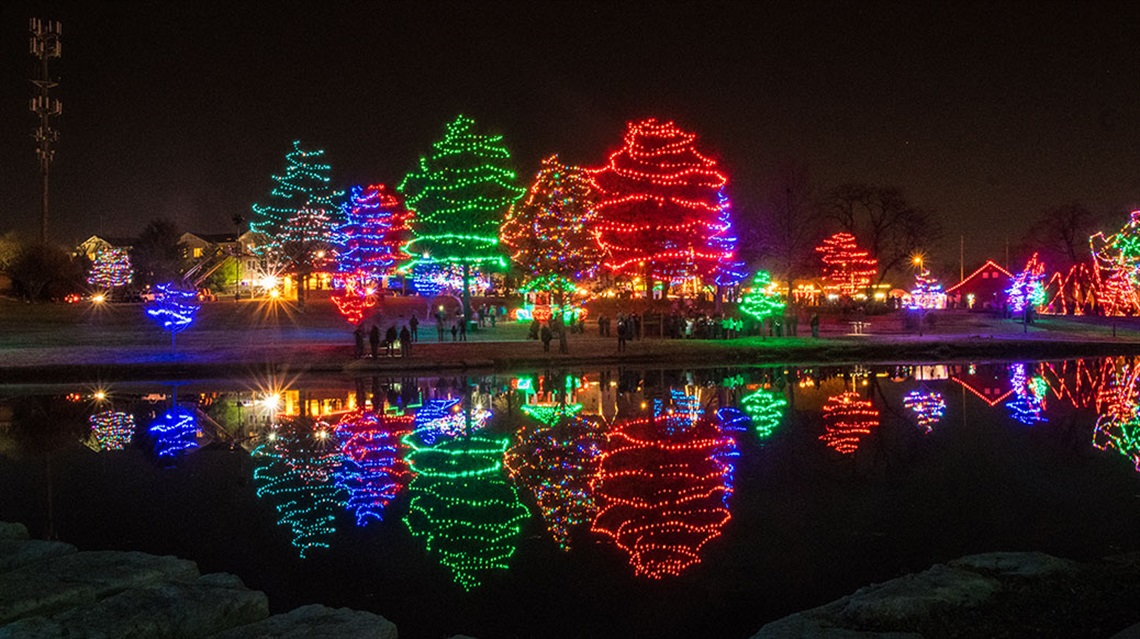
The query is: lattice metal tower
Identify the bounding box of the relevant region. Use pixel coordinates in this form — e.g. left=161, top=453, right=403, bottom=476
left=29, top=18, right=62, bottom=245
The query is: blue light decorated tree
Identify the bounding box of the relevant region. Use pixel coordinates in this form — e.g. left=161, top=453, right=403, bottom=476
left=399, top=115, right=525, bottom=319
left=144, top=282, right=201, bottom=350
left=148, top=406, right=199, bottom=458
left=251, top=140, right=343, bottom=253
left=252, top=419, right=346, bottom=558
left=336, top=183, right=413, bottom=280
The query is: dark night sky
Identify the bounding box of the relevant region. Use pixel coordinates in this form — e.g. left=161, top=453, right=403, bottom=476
left=2, top=1, right=1139, bottom=269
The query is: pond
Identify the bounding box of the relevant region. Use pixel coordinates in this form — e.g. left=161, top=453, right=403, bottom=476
left=2, top=358, right=1139, bottom=638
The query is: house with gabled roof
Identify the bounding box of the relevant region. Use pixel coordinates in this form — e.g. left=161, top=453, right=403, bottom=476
left=945, top=260, right=1011, bottom=310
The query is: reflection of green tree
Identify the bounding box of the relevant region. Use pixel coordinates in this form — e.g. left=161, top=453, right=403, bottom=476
left=251, top=420, right=346, bottom=558
left=506, top=403, right=604, bottom=551
left=740, top=387, right=787, bottom=440
left=403, top=430, right=529, bottom=590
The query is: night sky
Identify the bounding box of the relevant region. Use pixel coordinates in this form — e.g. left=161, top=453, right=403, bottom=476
left=2, top=1, right=1138, bottom=268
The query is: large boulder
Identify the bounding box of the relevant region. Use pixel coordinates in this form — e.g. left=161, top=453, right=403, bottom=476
left=209, top=604, right=397, bottom=639
left=0, top=523, right=29, bottom=541
left=0, top=551, right=198, bottom=624
left=0, top=539, right=76, bottom=573
left=0, top=573, right=267, bottom=639
left=949, top=551, right=1079, bottom=577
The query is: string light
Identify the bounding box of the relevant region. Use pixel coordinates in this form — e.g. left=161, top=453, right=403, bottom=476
left=1093, top=357, right=1140, bottom=471
left=903, top=388, right=946, bottom=433
left=819, top=392, right=879, bottom=454
left=1090, top=210, right=1140, bottom=316
left=1005, top=363, right=1048, bottom=425
left=501, top=154, right=604, bottom=288
left=740, top=387, right=787, bottom=441
left=591, top=392, right=736, bottom=579
left=334, top=410, right=413, bottom=526
left=147, top=406, right=199, bottom=458
left=87, top=248, right=133, bottom=289
left=816, top=233, right=877, bottom=297
left=589, top=119, right=737, bottom=284
left=398, top=115, right=524, bottom=271
left=1006, top=253, right=1046, bottom=314
left=908, top=264, right=946, bottom=309
left=251, top=140, right=343, bottom=251
left=739, top=270, right=785, bottom=323
left=144, top=283, right=201, bottom=333
left=505, top=403, right=603, bottom=551
left=402, top=402, right=529, bottom=589
left=88, top=410, right=135, bottom=451
left=335, top=184, right=413, bottom=278
left=252, top=419, right=346, bottom=558
left=330, top=271, right=378, bottom=326
left=279, top=206, right=337, bottom=273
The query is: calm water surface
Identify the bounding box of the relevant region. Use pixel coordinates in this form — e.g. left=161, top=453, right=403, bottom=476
left=2, top=359, right=1140, bottom=638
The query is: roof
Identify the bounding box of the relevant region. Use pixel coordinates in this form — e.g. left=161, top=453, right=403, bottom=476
left=945, top=260, right=1012, bottom=294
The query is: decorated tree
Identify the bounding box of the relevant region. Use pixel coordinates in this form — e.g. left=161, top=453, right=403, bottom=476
left=402, top=422, right=529, bottom=590
left=816, top=232, right=877, bottom=298
left=87, top=248, right=133, bottom=289
left=1093, top=357, right=1140, bottom=471
left=1005, top=363, right=1048, bottom=425
left=903, top=388, right=946, bottom=433
left=336, top=184, right=413, bottom=279
left=819, top=392, right=879, bottom=455
left=591, top=391, right=736, bottom=579
left=908, top=264, right=946, bottom=309
left=740, top=387, right=788, bottom=441
left=711, top=190, right=748, bottom=291
left=1006, top=253, right=1047, bottom=317
left=330, top=273, right=378, bottom=327
left=144, top=282, right=201, bottom=350
left=399, top=115, right=525, bottom=319
left=88, top=410, right=135, bottom=451
left=147, top=406, right=199, bottom=458
left=501, top=155, right=603, bottom=304
left=334, top=410, right=413, bottom=526
left=740, top=270, right=785, bottom=329
left=251, top=140, right=343, bottom=250
left=279, top=206, right=337, bottom=307
left=504, top=402, right=605, bottom=551
left=590, top=119, right=736, bottom=291
left=252, top=419, right=346, bottom=558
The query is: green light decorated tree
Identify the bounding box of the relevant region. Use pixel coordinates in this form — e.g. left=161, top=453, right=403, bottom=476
left=740, top=270, right=785, bottom=334
left=501, top=155, right=603, bottom=308
left=251, top=140, right=343, bottom=254
left=398, top=115, right=525, bottom=319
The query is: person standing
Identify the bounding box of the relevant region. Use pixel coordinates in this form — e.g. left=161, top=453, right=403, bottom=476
left=810, top=313, right=820, bottom=338
left=559, top=327, right=569, bottom=354
left=399, top=325, right=411, bottom=357
left=409, top=313, right=419, bottom=342
left=451, top=323, right=459, bottom=341
left=617, top=319, right=627, bottom=352
left=489, top=305, right=497, bottom=327
left=353, top=326, right=365, bottom=359
left=459, top=318, right=467, bottom=341
left=369, top=324, right=380, bottom=359
left=385, top=325, right=398, bottom=357
left=436, top=312, right=446, bottom=342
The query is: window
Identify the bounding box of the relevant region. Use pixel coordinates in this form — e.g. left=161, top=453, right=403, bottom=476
left=193, top=247, right=203, bottom=258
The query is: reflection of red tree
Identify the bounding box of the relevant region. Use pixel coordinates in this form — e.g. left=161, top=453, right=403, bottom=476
left=1038, top=359, right=1107, bottom=410
left=335, top=410, right=414, bottom=526
left=819, top=392, right=879, bottom=454
left=590, top=414, right=735, bottom=579
left=1093, top=358, right=1140, bottom=471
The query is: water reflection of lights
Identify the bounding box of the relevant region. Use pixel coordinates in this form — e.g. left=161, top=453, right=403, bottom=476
left=819, top=392, right=879, bottom=455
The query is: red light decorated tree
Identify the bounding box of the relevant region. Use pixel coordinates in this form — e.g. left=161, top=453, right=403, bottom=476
left=501, top=155, right=603, bottom=304
left=590, top=119, right=735, bottom=291
left=819, top=392, right=879, bottom=454
left=334, top=410, right=414, bottom=526
left=590, top=392, right=736, bottom=579
left=817, top=232, right=877, bottom=298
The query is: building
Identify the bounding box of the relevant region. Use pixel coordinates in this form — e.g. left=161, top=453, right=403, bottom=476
left=945, top=260, right=1012, bottom=310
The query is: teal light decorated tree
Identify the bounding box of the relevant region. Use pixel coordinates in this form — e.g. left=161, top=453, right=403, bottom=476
left=740, top=270, right=785, bottom=334
left=504, top=402, right=605, bottom=551
left=398, top=115, right=525, bottom=320
left=251, top=140, right=343, bottom=254
left=251, top=419, right=346, bottom=558
left=500, top=155, right=603, bottom=309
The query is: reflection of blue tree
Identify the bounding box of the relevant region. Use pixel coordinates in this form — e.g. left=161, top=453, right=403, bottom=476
left=413, top=398, right=491, bottom=445
left=505, top=403, right=604, bottom=551
left=1006, top=363, right=1048, bottom=426
left=144, top=282, right=201, bottom=341
left=402, top=417, right=529, bottom=590
left=740, top=387, right=787, bottom=441
left=334, top=411, right=413, bottom=526
left=252, top=420, right=346, bottom=558
left=904, top=388, right=946, bottom=434
left=148, top=406, right=198, bottom=458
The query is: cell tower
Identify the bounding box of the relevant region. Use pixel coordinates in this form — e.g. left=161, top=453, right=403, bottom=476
left=30, top=18, right=62, bottom=245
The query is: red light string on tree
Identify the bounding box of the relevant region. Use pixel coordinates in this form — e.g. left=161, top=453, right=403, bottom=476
left=334, top=410, right=413, bottom=526
left=816, top=232, right=877, bottom=298
left=1093, top=357, right=1140, bottom=471
left=335, top=184, right=413, bottom=280
left=819, top=391, right=879, bottom=454
left=589, top=119, right=736, bottom=286
left=590, top=392, right=736, bottom=579
left=87, top=248, right=133, bottom=290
